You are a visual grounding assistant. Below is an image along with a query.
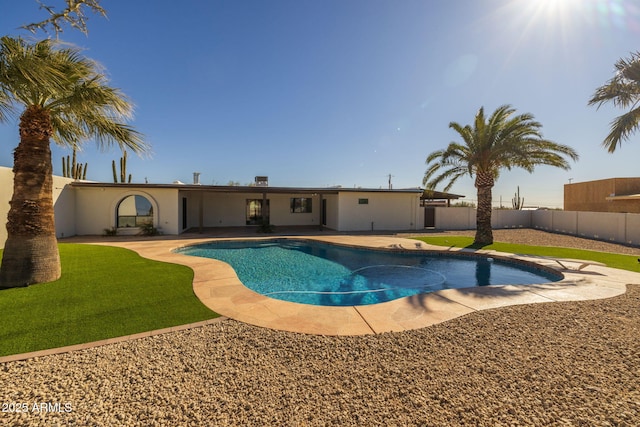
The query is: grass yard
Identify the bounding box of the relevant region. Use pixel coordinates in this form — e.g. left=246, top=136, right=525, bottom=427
left=413, top=236, right=640, bottom=273
left=0, top=244, right=218, bottom=357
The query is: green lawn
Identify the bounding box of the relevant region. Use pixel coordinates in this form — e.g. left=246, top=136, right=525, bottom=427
left=412, top=236, right=640, bottom=273
left=0, top=244, right=219, bottom=357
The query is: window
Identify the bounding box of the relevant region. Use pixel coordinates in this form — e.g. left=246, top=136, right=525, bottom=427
left=117, top=195, right=153, bottom=227
left=290, top=197, right=312, bottom=213
left=358, top=198, right=369, bottom=205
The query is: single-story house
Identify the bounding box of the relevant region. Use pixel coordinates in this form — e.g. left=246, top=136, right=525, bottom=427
left=0, top=167, right=426, bottom=245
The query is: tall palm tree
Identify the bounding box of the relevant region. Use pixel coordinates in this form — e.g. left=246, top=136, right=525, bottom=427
left=0, top=36, right=146, bottom=288
left=423, top=105, right=578, bottom=245
left=588, top=51, right=640, bottom=153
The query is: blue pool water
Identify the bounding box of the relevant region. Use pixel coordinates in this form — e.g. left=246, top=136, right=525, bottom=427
left=177, top=239, right=562, bottom=306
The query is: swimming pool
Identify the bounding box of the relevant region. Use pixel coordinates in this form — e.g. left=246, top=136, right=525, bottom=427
left=177, top=239, right=562, bottom=306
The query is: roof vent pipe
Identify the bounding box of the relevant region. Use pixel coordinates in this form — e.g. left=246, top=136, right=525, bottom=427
left=193, top=172, right=201, bottom=185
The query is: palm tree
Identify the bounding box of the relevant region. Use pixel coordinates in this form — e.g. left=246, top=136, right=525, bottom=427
left=0, top=36, right=146, bottom=288
left=423, top=105, right=578, bottom=245
left=588, top=51, right=640, bottom=153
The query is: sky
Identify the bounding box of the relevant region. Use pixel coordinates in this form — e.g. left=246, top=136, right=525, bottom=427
left=0, top=0, right=639, bottom=208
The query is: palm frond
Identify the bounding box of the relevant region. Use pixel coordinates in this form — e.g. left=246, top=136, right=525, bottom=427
left=0, top=36, right=147, bottom=156
left=0, top=91, right=13, bottom=122
left=602, top=107, right=640, bottom=153
left=0, top=37, right=73, bottom=106
left=589, top=52, right=640, bottom=151
left=589, top=79, right=640, bottom=109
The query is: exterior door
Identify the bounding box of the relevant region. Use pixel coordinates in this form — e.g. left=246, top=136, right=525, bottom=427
left=246, top=199, right=270, bottom=225
left=424, top=206, right=435, bottom=227
left=182, top=197, right=187, bottom=230
left=322, top=199, right=327, bottom=226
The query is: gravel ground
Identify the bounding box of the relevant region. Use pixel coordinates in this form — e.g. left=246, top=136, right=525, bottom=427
left=1, top=229, right=639, bottom=426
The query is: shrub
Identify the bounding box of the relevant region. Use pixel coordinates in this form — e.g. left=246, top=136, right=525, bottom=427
left=138, top=221, right=161, bottom=236
left=103, top=226, right=118, bottom=236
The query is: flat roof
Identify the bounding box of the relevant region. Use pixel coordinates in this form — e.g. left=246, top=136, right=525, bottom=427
left=70, top=181, right=424, bottom=195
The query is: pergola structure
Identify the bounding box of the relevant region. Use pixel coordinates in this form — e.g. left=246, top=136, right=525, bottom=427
left=420, top=190, right=465, bottom=207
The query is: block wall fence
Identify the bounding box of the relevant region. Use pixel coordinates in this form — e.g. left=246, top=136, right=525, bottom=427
left=433, top=207, right=640, bottom=246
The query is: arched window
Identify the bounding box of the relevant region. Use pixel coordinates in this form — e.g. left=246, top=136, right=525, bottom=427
left=117, top=195, right=153, bottom=228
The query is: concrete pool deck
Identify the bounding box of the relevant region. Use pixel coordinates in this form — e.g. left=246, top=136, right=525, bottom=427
left=80, top=233, right=640, bottom=336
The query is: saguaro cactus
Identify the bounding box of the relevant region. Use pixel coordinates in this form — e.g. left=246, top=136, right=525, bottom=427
left=112, top=150, right=132, bottom=183
left=512, top=186, right=524, bottom=210
left=61, top=147, right=88, bottom=180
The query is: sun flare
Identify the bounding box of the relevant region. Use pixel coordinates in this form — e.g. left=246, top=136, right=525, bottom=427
left=529, top=0, right=583, bottom=19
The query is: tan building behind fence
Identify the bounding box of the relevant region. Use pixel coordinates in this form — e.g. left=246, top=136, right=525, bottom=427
left=564, top=178, right=640, bottom=213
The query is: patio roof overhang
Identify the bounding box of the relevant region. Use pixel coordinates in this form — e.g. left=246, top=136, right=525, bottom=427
left=421, top=190, right=465, bottom=200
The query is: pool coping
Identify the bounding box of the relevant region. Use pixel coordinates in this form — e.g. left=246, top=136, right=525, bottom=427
left=70, top=234, right=640, bottom=336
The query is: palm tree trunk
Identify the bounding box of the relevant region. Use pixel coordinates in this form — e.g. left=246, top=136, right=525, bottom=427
left=0, top=106, right=61, bottom=288
left=474, top=172, right=494, bottom=245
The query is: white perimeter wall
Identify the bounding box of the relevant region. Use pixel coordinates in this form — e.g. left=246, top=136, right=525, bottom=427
left=433, top=206, right=640, bottom=246
left=433, top=207, right=476, bottom=230
left=531, top=210, right=640, bottom=245
left=434, top=207, right=532, bottom=230
left=336, top=192, right=422, bottom=231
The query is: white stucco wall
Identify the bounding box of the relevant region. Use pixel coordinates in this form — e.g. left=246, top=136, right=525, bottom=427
left=336, top=192, right=422, bottom=231
left=201, top=192, right=249, bottom=227
left=53, top=176, right=77, bottom=238
left=0, top=167, right=14, bottom=248
left=269, top=194, right=320, bottom=226
left=74, top=186, right=179, bottom=235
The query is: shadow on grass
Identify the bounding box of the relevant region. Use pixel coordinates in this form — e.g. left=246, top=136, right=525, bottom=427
left=464, top=242, right=492, bottom=251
